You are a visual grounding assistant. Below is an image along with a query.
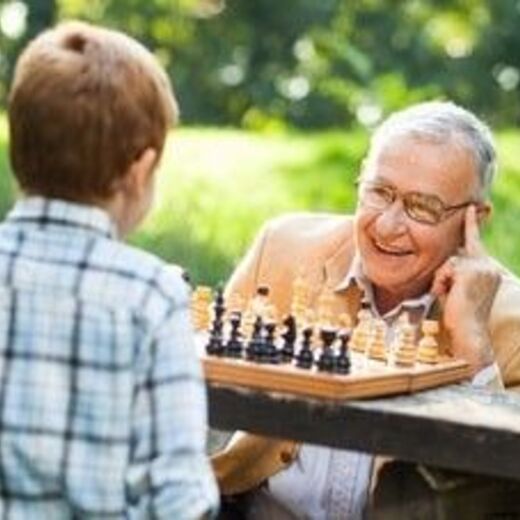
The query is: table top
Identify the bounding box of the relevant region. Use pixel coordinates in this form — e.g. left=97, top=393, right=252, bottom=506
left=207, top=382, right=520, bottom=480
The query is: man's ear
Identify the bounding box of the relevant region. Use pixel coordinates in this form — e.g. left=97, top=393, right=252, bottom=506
left=476, top=201, right=492, bottom=227
left=123, top=148, right=158, bottom=196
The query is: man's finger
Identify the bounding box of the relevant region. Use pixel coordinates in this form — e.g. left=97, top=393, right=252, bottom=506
left=464, top=205, right=484, bottom=256
left=430, top=260, right=455, bottom=297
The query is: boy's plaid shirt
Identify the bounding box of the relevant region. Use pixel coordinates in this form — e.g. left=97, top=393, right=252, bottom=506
left=0, top=197, right=218, bottom=518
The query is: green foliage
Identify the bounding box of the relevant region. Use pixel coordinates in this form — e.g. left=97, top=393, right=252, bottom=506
left=483, top=132, right=520, bottom=268
left=0, top=117, right=16, bottom=217
left=1, top=0, right=520, bottom=127
left=129, top=127, right=367, bottom=284
left=129, top=128, right=520, bottom=284
left=0, top=0, right=57, bottom=99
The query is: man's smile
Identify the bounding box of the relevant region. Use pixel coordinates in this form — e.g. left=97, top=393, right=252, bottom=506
left=372, top=238, right=414, bottom=257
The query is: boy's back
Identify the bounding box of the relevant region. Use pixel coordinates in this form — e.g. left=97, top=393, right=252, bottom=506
left=2, top=21, right=218, bottom=518
left=0, top=197, right=217, bottom=518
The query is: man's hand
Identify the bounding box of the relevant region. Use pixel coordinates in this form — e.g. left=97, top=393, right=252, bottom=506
left=430, top=205, right=500, bottom=375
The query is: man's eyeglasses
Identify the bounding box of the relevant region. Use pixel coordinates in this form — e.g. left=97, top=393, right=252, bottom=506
left=357, top=181, right=474, bottom=226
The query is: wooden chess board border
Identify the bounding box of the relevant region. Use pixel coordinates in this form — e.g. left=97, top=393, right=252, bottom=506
left=202, top=354, right=472, bottom=400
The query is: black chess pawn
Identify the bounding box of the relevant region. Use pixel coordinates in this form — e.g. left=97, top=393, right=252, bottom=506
left=213, top=286, right=226, bottom=316
left=255, top=319, right=272, bottom=363
left=317, top=327, right=337, bottom=372
left=206, top=328, right=223, bottom=356
left=206, top=288, right=226, bottom=356
left=263, top=321, right=280, bottom=364
left=295, top=326, right=314, bottom=369
left=280, top=315, right=297, bottom=362
left=335, top=330, right=351, bottom=374
left=246, top=315, right=264, bottom=361
left=225, top=312, right=243, bottom=358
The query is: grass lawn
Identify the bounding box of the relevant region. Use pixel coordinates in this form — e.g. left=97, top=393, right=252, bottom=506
left=1, top=116, right=520, bottom=285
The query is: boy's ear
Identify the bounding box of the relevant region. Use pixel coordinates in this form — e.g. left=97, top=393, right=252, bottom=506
left=121, top=148, right=157, bottom=195
left=124, top=147, right=158, bottom=195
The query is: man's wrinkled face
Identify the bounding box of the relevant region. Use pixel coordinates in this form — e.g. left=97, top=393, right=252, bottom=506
left=354, top=136, right=480, bottom=302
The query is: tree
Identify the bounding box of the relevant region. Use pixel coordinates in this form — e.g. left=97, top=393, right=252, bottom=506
left=1, top=0, right=520, bottom=128
left=0, top=0, right=56, bottom=101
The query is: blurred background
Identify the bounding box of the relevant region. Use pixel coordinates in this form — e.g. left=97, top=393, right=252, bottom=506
left=1, top=0, right=520, bottom=284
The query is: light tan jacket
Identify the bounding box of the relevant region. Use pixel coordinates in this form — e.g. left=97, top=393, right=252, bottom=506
left=212, top=213, right=520, bottom=495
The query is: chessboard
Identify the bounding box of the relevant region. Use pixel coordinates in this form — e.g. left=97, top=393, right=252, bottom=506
left=191, top=283, right=472, bottom=401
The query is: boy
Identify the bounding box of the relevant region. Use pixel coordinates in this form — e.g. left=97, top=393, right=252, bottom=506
left=1, top=21, right=218, bottom=518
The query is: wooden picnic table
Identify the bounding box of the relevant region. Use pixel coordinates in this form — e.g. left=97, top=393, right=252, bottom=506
left=207, top=382, right=520, bottom=480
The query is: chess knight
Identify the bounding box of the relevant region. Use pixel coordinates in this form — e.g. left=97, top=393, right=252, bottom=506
left=212, top=102, right=520, bottom=519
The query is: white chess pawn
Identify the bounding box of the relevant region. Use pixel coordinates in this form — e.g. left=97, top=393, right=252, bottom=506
left=417, top=319, right=440, bottom=364
left=367, top=319, right=387, bottom=361
left=394, top=323, right=417, bottom=367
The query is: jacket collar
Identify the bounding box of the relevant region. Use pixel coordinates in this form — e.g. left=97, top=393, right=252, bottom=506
left=322, top=225, right=356, bottom=291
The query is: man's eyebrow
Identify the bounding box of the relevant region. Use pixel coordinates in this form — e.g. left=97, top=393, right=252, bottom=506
left=369, top=176, right=394, bottom=186
left=368, top=178, right=444, bottom=201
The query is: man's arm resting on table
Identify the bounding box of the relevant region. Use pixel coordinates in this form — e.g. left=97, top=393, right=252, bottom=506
left=211, top=431, right=299, bottom=496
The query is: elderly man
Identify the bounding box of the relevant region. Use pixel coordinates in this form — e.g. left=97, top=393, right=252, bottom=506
left=212, top=101, right=520, bottom=519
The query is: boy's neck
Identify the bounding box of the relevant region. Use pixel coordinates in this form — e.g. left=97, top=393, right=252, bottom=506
left=98, top=193, right=137, bottom=239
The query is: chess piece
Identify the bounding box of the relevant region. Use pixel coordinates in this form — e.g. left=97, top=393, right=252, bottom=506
left=291, top=274, right=311, bottom=325
left=394, top=322, right=417, bottom=366
left=251, top=286, right=270, bottom=318
left=242, top=286, right=275, bottom=340
left=241, top=307, right=256, bottom=342
left=206, top=288, right=226, bottom=356
left=351, top=301, right=373, bottom=353
left=303, top=308, right=316, bottom=329
left=417, top=319, right=440, bottom=364
left=226, top=292, right=246, bottom=316
left=317, top=327, right=337, bottom=372
left=367, top=319, right=387, bottom=362
left=190, top=285, right=212, bottom=331
left=264, top=321, right=280, bottom=364
left=317, top=291, right=335, bottom=328
left=225, top=311, right=243, bottom=358
left=295, top=326, right=314, bottom=369
left=246, top=315, right=263, bottom=361
left=280, top=315, right=297, bottom=362
left=264, top=303, right=278, bottom=323
left=335, top=330, right=351, bottom=374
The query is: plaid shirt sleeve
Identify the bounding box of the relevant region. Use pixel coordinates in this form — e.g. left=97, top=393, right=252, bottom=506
left=125, top=286, right=219, bottom=519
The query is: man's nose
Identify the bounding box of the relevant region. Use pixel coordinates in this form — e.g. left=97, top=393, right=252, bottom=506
left=374, top=200, right=408, bottom=238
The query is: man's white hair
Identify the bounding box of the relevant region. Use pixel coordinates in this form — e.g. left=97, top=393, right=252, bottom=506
left=367, top=101, right=497, bottom=198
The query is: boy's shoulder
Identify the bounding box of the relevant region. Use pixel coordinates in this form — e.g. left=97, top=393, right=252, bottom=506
left=91, top=238, right=191, bottom=316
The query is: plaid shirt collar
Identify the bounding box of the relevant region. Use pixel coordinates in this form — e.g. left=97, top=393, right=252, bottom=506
left=6, top=196, right=118, bottom=239
left=335, top=253, right=435, bottom=322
